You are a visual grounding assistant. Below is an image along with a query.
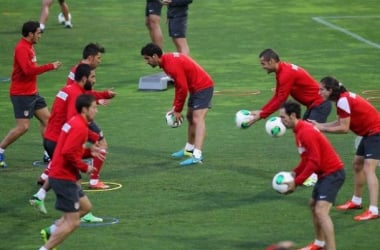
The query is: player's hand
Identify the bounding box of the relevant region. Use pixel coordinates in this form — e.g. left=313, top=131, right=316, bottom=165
left=90, top=145, right=107, bottom=161
left=247, top=110, right=261, bottom=126
left=98, top=99, right=110, bottom=106
left=173, top=111, right=184, bottom=123
left=52, top=61, right=62, bottom=69
left=107, top=88, right=117, bottom=98
left=284, top=181, right=296, bottom=195
left=86, top=164, right=97, bottom=174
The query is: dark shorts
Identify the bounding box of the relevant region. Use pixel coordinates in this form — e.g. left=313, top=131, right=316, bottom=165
left=188, top=87, right=214, bottom=110
left=146, top=0, right=162, bottom=16
left=312, top=169, right=345, bottom=203
left=43, top=138, right=57, bottom=159
left=49, top=177, right=85, bottom=212
left=88, top=121, right=104, bottom=140
left=356, top=134, right=380, bottom=160
left=303, top=100, right=332, bottom=123
left=168, top=16, right=187, bottom=38
left=11, top=94, right=47, bottom=119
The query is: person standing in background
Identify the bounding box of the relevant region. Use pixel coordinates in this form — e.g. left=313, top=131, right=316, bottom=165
left=39, top=0, right=72, bottom=32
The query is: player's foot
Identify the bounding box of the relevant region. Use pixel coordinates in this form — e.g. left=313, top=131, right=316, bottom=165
left=64, top=21, right=73, bottom=28
left=171, top=149, right=193, bottom=158
left=88, top=181, right=109, bottom=189
left=354, top=210, right=379, bottom=221
left=43, top=152, right=51, bottom=163
left=40, top=227, right=57, bottom=250
left=297, top=242, right=324, bottom=250
left=336, top=200, right=362, bottom=210
left=179, top=156, right=203, bottom=166
left=30, top=195, right=47, bottom=214
left=0, top=152, right=7, bottom=168
left=81, top=212, right=103, bottom=222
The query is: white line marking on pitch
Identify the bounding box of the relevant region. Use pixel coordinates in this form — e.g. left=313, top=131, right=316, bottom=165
left=312, top=16, right=380, bottom=49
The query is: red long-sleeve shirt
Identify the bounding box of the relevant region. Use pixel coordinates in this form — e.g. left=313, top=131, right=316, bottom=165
left=160, top=53, right=214, bottom=112
left=44, top=84, right=100, bottom=143
left=336, top=92, right=380, bottom=136
left=292, top=120, right=344, bottom=185
left=49, top=114, right=90, bottom=181
left=260, top=62, right=324, bottom=119
left=10, top=38, right=55, bottom=95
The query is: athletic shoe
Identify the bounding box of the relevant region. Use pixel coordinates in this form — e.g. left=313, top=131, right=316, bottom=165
left=81, top=212, right=103, bottom=222
left=88, top=181, right=109, bottom=189
left=0, top=153, right=7, bottom=168
left=354, top=210, right=379, bottom=221
left=65, top=22, right=73, bottom=28
left=336, top=200, right=362, bottom=210
left=171, top=149, right=193, bottom=158
left=179, top=156, right=203, bottom=166
left=30, top=195, right=47, bottom=214
left=40, top=228, right=57, bottom=250
left=297, top=243, right=324, bottom=250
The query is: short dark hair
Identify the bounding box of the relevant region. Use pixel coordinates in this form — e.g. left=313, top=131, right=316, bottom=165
left=74, top=64, right=93, bottom=82
left=141, top=43, right=163, bottom=57
left=75, top=94, right=96, bottom=113
left=259, top=48, right=280, bottom=62
left=320, top=76, right=348, bottom=102
left=21, top=21, right=40, bottom=37
left=281, top=100, right=301, bottom=119
left=82, top=43, right=105, bottom=59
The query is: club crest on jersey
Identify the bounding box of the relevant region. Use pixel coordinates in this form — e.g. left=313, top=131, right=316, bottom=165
left=23, top=110, right=29, bottom=117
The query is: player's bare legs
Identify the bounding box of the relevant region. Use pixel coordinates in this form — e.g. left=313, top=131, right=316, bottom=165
left=146, top=14, right=163, bottom=49
left=172, top=37, right=189, bottom=55
left=0, top=119, right=30, bottom=150
left=364, top=159, right=379, bottom=208
left=313, top=200, right=335, bottom=250
left=34, top=107, right=50, bottom=137
left=43, top=196, right=92, bottom=249
left=39, top=0, right=54, bottom=30
left=58, top=0, right=70, bottom=22
left=352, top=156, right=366, bottom=198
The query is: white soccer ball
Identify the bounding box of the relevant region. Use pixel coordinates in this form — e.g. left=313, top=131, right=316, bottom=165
left=165, top=112, right=182, bottom=128
left=235, top=110, right=253, bottom=129
left=58, top=13, right=71, bottom=24
left=272, top=171, right=294, bottom=194
left=265, top=116, right=286, bottom=137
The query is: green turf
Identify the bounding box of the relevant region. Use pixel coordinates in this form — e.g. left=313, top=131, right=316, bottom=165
left=1, top=0, right=380, bottom=249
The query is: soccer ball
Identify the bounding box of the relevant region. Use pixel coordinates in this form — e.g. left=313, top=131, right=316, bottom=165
left=265, top=116, right=286, bottom=137
left=272, top=171, right=294, bottom=194
left=165, top=112, right=182, bottom=128
left=58, top=13, right=71, bottom=24
left=235, top=110, right=253, bottom=129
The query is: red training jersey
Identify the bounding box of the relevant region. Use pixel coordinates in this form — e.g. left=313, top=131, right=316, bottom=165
left=337, top=92, right=380, bottom=136
left=160, top=53, right=214, bottom=112
left=260, top=62, right=324, bottom=119
left=48, top=114, right=90, bottom=181
left=292, top=120, right=344, bottom=185
left=10, top=38, right=55, bottom=95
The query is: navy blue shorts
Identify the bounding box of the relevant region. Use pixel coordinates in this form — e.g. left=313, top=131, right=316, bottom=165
left=11, top=94, right=47, bottom=119
left=312, top=169, right=345, bottom=203
left=303, top=100, right=332, bottom=123
left=168, top=16, right=188, bottom=38
left=188, top=87, right=213, bottom=110
left=146, top=0, right=162, bottom=16
left=49, top=177, right=85, bottom=212
left=88, top=121, right=104, bottom=141
left=356, top=133, right=380, bottom=160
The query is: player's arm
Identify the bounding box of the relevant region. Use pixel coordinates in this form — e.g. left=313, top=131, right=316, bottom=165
left=171, top=70, right=188, bottom=113
left=311, top=117, right=350, bottom=134
left=16, top=47, right=57, bottom=76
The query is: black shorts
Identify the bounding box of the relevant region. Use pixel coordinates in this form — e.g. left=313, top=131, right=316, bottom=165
left=11, top=94, right=47, bottom=119
left=43, top=138, right=57, bottom=159
left=303, top=100, right=332, bottom=123
left=188, top=87, right=214, bottom=110
left=312, top=169, right=345, bottom=203
left=356, top=133, right=380, bottom=160
left=88, top=121, right=104, bottom=140
left=168, top=16, right=187, bottom=38
left=146, top=0, right=162, bottom=16
left=49, top=177, right=85, bottom=212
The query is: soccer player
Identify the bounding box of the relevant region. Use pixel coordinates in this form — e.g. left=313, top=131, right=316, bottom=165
left=39, top=0, right=72, bottom=32
left=141, top=43, right=214, bottom=166
left=279, top=101, right=345, bottom=250
left=247, top=48, right=331, bottom=126
left=0, top=21, right=61, bottom=168
left=311, top=76, right=380, bottom=221
left=39, top=94, right=104, bottom=250
left=30, top=64, right=110, bottom=222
